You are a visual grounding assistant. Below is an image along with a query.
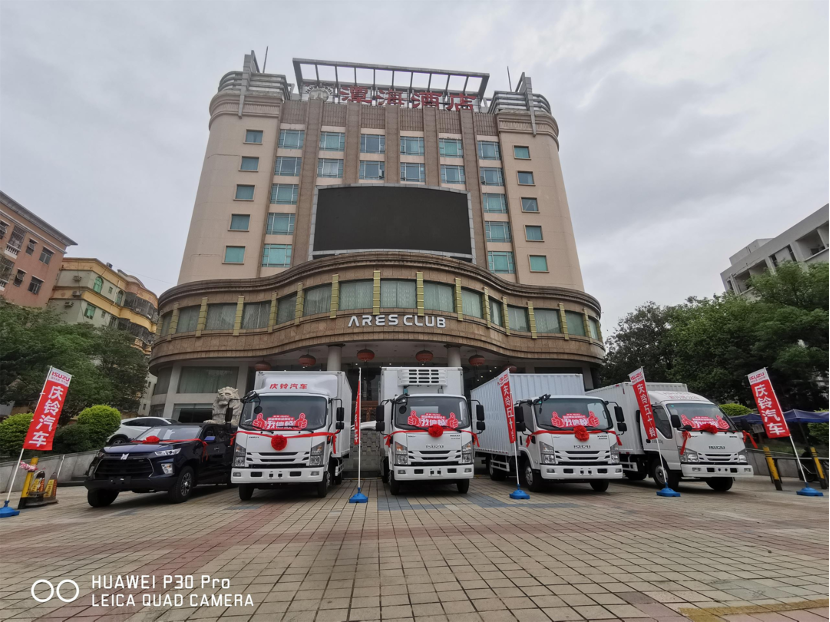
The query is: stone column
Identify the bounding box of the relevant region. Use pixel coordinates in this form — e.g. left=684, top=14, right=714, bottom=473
left=327, top=345, right=343, bottom=371
left=446, top=345, right=462, bottom=368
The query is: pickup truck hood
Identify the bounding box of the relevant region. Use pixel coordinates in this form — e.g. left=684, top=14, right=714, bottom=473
left=102, top=442, right=190, bottom=455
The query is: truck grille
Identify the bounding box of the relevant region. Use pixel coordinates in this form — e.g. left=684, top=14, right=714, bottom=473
left=407, top=449, right=461, bottom=466
left=698, top=453, right=737, bottom=463
left=96, top=458, right=153, bottom=478
left=247, top=451, right=309, bottom=467
left=554, top=450, right=610, bottom=465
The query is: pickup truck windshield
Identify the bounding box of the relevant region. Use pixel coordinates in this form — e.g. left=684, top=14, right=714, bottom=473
left=536, top=398, right=612, bottom=431
left=666, top=402, right=733, bottom=431
left=138, top=426, right=202, bottom=441
left=240, top=396, right=328, bottom=431
left=393, top=396, right=471, bottom=430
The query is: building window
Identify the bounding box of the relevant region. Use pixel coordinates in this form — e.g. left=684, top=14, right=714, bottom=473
left=521, top=198, right=539, bottom=212
left=266, top=213, right=295, bottom=235
left=262, top=244, right=292, bottom=267
left=240, top=156, right=259, bottom=171
left=566, top=311, right=587, bottom=337
left=242, top=301, right=271, bottom=330
left=480, top=168, right=504, bottom=186
left=319, top=132, right=346, bottom=151
left=205, top=303, right=237, bottom=330
left=525, top=225, right=543, bottom=241
left=317, top=158, right=344, bottom=178
left=84, top=303, right=96, bottom=319
left=400, top=163, right=425, bottom=183
left=245, top=130, right=263, bottom=144
left=478, top=141, right=501, bottom=160
left=535, top=309, right=561, bottom=334
left=154, top=367, right=172, bottom=394
left=439, top=138, right=463, bottom=157
left=588, top=317, right=600, bottom=340
left=359, top=161, right=384, bottom=180
left=529, top=255, right=548, bottom=272
left=176, top=306, right=200, bottom=333
left=28, top=277, right=43, bottom=294
left=513, top=146, right=530, bottom=159
left=224, top=246, right=245, bottom=264
left=93, top=276, right=103, bottom=293
left=0, top=221, right=6, bottom=239
left=339, top=281, right=373, bottom=310
left=235, top=185, right=255, bottom=200
left=13, top=269, right=25, bottom=287
left=177, top=367, right=238, bottom=394
left=25, top=239, right=36, bottom=255
left=486, top=221, right=511, bottom=242
left=303, top=285, right=332, bottom=316
left=276, top=293, right=297, bottom=324
left=108, top=286, right=113, bottom=294
left=275, top=156, right=302, bottom=176
left=360, top=134, right=385, bottom=154
left=380, top=280, right=416, bottom=308
left=440, top=165, right=465, bottom=184
left=461, top=289, right=483, bottom=318
left=488, top=251, right=515, bottom=274
left=271, top=184, right=298, bottom=204
left=518, top=171, right=535, bottom=185
left=279, top=130, right=304, bottom=149
left=489, top=299, right=503, bottom=327
left=424, top=282, right=454, bottom=313
left=230, top=214, right=250, bottom=231
left=508, top=306, right=529, bottom=332
left=483, top=194, right=507, bottom=213
left=400, top=136, right=425, bottom=155
left=39, top=247, right=53, bottom=264
left=116, top=290, right=123, bottom=305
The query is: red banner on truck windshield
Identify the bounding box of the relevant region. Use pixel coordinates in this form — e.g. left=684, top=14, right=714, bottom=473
left=23, top=367, right=72, bottom=451
left=497, top=370, right=516, bottom=443
left=748, top=368, right=790, bottom=439
left=629, top=368, right=658, bottom=440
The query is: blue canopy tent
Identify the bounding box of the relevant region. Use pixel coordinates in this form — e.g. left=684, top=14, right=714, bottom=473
left=731, top=410, right=829, bottom=426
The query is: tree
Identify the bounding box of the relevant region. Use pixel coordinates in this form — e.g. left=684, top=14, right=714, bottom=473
left=719, top=403, right=752, bottom=418
left=76, top=405, right=121, bottom=447
left=52, top=424, right=95, bottom=454
left=0, top=413, right=33, bottom=457
left=600, top=302, right=676, bottom=384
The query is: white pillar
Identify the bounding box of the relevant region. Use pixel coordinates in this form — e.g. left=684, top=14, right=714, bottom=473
left=327, top=345, right=343, bottom=371
left=446, top=346, right=461, bottom=368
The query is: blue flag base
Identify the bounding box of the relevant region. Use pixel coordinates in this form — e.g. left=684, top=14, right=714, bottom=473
left=656, top=486, right=681, bottom=497
left=796, top=486, right=824, bottom=497
left=0, top=500, right=20, bottom=518
left=349, top=488, right=368, bottom=503
left=509, top=488, right=530, bottom=500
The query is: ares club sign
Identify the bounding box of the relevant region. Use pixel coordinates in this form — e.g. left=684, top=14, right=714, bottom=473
left=347, top=314, right=447, bottom=329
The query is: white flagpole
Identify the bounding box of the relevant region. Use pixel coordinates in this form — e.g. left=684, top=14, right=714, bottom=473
left=357, top=366, right=362, bottom=490
left=4, top=447, right=25, bottom=505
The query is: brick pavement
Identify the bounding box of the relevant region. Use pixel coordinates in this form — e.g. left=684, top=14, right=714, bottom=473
left=0, top=476, right=826, bottom=622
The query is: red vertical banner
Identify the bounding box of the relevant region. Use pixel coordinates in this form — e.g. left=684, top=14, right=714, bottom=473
left=497, top=370, right=516, bottom=443
left=23, top=367, right=72, bottom=451
left=748, top=368, right=790, bottom=438
left=629, top=368, right=658, bottom=440
left=354, top=368, right=361, bottom=446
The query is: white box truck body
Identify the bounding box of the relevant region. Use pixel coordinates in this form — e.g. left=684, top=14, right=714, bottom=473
left=375, top=367, right=479, bottom=495
left=587, top=383, right=754, bottom=491
left=473, top=374, right=624, bottom=492
left=232, top=371, right=351, bottom=500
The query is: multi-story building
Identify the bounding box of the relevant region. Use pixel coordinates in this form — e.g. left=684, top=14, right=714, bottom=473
left=0, top=191, right=76, bottom=306
left=150, top=52, right=603, bottom=421
left=722, top=204, right=829, bottom=294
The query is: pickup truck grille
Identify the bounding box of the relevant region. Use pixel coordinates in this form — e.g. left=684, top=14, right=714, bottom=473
left=96, top=458, right=154, bottom=478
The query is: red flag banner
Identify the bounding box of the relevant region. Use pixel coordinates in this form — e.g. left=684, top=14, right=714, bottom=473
left=354, top=368, right=361, bottom=446
left=748, top=368, right=790, bottom=439
left=23, top=368, right=72, bottom=451
left=497, top=370, right=516, bottom=443
left=629, top=368, right=658, bottom=441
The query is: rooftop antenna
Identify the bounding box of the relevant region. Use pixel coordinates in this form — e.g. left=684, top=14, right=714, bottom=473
left=262, top=46, right=269, bottom=73
left=507, top=66, right=512, bottom=92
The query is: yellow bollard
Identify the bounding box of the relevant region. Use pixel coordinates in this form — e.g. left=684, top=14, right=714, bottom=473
left=809, top=447, right=828, bottom=489
left=17, top=456, right=38, bottom=507
left=763, top=446, right=783, bottom=491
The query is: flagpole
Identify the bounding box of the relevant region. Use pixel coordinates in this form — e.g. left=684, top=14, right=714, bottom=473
left=349, top=366, right=367, bottom=503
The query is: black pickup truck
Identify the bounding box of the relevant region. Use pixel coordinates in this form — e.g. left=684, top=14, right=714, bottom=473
left=85, top=423, right=234, bottom=506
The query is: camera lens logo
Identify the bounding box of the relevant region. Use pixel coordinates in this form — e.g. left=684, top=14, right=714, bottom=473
left=31, top=579, right=79, bottom=603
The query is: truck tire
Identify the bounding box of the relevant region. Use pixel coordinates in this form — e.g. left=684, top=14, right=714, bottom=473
left=488, top=458, right=507, bottom=481
left=457, top=479, right=470, bottom=494
left=389, top=470, right=401, bottom=495
left=238, top=484, right=254, bottom=501
left=650, top=459, right=680, bottom=491
left=87, top=489, right=118, bottom=507
left=706, top=477, right=734, bottom=492
left=316, top=471, right=330, bottom=498
left=521, top=459, right=544, bottom=492
left=167, top=466, right=195, bottom=504
left=590, top=480, right=609, bottom=492
left=624, top=471, right=647, bottom=481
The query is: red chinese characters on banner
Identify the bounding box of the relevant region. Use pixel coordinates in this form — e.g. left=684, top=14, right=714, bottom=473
left=268, top=383, right=309, bottom=390
left=680, top=415, right=729, bottom=430
left=339, top=86, right=373, bottom=104
left=252, top=413, right=308, bottom=430
left=629, top=368, right=658, bottom=440
left=407, top=411, right=459, bottom=429
left=497, top=370, right=516, bottom=443
left=551, top=412, right=600, bottom=428
left=23, top=368, right=72, bottom=451
left=375, top=89, right=406, bottom=106
left=748, top=368, right=790, bottom=438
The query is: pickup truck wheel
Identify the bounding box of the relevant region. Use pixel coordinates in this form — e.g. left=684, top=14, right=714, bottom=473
left=87, top=489, right=118, bottom=507
left=389, top=470, right=401, bottom=495
left=650, top=460, right=680, bottom=491
left=522, top=459, right=544, bottom=492
left=316, top=471, right=330, bottom=498
left=488, top=458, right=507, bottom=481
left=167, top=466, right=195, bottom=504
left=238, top=484, right=254, bottom=501
left=456, top=479, right=470, bottom=494
left=590, top=480, right=609, bottom=492
left=706, top=477, right=734, bottom=492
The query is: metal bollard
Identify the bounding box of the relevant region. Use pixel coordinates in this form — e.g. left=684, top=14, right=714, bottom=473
left=763, top=446, right=783, bottom=491
left=809, top=447, right=828, bottom=489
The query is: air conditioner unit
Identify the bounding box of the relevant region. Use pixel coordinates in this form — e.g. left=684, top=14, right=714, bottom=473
left=71, top=291, right=82, bottom=297
left=72, top=275, right=82, bottom=282
left=64, top=301, right=74, bottom=307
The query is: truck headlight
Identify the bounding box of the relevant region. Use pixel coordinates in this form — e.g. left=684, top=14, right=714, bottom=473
left=461, top=441, right=473, bottom=464
left=737, top=450, right=748, bottom=464
left=394, top=442, right=408, bottom=466
left=680, top=449, right=699, bottom=463
left=154, top=448, right=180, bottom=457
left=309, top=442, right=325, bottom=467
left=609, top=443, right=620, bottom=464
left=540, top=441, right=556, bottom=464
left=233, top=442, right=247, bottom=467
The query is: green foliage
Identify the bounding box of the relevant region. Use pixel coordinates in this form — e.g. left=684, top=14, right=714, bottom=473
left=808, top=423, right=828, bottom=446
left=51, top=424, right=95, bottom=454
left=719, top=403, right=752, bottom=418
left=76, top=405, right=122, bottom=447
left=0, top=413, right=33, bottom=456
left=600, top=302, right=677, bottom=384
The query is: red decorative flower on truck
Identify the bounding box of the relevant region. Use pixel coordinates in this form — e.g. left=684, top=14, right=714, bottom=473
left=428, top=424, right=444, bottom=438
left=573, top=425, right=590, bottom=442
left=271, top=435, right=288, bottom=451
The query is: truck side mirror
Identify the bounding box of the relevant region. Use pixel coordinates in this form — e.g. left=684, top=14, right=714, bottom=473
left=476, top=404, right=485, bottom=421
left=617, top=422, right=627, bottom=433
left=476, top=421, right=486, bottom=432
left=375, top=420, right=385, bottom=432
left=516, top=421, right=527, bottom=433
left=336, top=406, right=345, bottom=422
left=614, top=405, right=624, bottom=422
left=336, top=422, right=345, bottom=430
left=514, top=405, right=526, bottom=424
left=374, top=406, right=384, bottom=421
left=670, top=414, right=681, bottom=428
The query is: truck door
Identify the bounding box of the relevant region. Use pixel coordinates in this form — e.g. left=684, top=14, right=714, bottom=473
left=201, top=425, right=225, bottom=482
left=651, top=406, right=680, bottom=469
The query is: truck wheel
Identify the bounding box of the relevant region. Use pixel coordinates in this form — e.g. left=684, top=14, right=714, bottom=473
left=87, top=489, right=118, bottom=507
left=457, top=479, right=470, bottom=494
left=389, top=470, right=401, bottom=495
left=488, top=458, right=507, bottom=481
left=706, top=477, right=734, bottom=492
left=650, top=460, right=680, bottom=491
left=624, top=471, right=647, bottom=481
left=316, top=471, right=330, bottom=498
left=238, top=484, right=254, bottom=501
left=521, top=459, right=544, bottom=492
left=167, top=466, right=195, bottom=504
left=590, top=480, right=609, bottom=492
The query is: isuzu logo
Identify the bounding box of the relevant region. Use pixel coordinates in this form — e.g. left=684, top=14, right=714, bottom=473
left=709, top=445, right=726, bottom=449
left=425, top=445, right=444, bottom=449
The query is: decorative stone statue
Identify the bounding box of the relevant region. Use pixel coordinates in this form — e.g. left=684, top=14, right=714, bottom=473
left=211, top=387, right=242, bottom=426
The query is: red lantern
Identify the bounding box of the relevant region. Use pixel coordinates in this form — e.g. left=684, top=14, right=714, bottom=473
left=254, top=361, right=271, bottom=372
left=357, top=349, right=375, bottom=362
left=299, top=354, right=316, bottom=367
left=415, top=349, right=433, bottom=363
left=469, top=355, right=485, bottom=367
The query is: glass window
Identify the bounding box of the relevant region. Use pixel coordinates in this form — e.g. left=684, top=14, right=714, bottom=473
left=266, top=213, right=295, bottom=235
left=240, top=156, right=259, bottom=171
left=360, top=134, right=385, bottom=154
left=440, top=165, right=465, bottom=184
left=303, top=285, right=332, bottom=316
left=271, top=184, right=298, bottom=204
left=224, top=246, right=245, bottom=264
left=319, top=132, right=345, bottom=151
left=529, top=255, right=548, bottom=272
left=230, top=214, right=250, bottom=231
left=278, top=130, right=304, bottom=149
left=28, top=277, right=43, bottom=294
left=39, top=248, right=53, bottom=264
left=115, top=291, right=123, bottom=305
left=488, top=251, right=515, bottom=274
left=339, top=281, right=373, bottom=310
left=521, top=198, right=539, bottom=212
left=439, top=138, right=463, bottom=157
left=359, top=161, right=384, bottom=180
left=508, top=306, right=529, bottom=332
left=26, top=239, right=35, bottom=255
left=235, top=185, right=255, bottom=200
left=535, top=308, right=561, bottom=334
left=277, top=293, right=297, bottom=324
left=177, top=367, right=238, bottom=394
left=275, top=156, right=302, bottom=176
left=262, top=244, right=292, bottom=267
left=154, top=367, right=172, bottom=395
left=245, top=130, right=263, bottom=144
left=483, top=193, right=507, bottom=213
left=400, top=136, right=425, bottom=155
left=478, top=141, right=501, bottom=160
left=242, top=301, right=271, bottom=330
left=489, top=298, right=503, bottom=326
left=486, top=221, right=511, bottom=242
left=424, top=282, right=454, bottom=313
left=317, top=158, right=344, bottom=178
left=160, top=313, right=172, bottom=336
left=513, top=146, right=530, bottom=159
left=380, top=280, right=416, bottom=308
left=176, top=306, right=199, bottom=333
left=12, top=269, right=24, bottom=287
left=93, top=276, right=103, bottom=293
left=400, top=163, right=425, bottom=183
left=565, top=311, right=586, bottom=336
left=652, top=405, right=674, bottom=439
left=461, top=289, right=482, bottom=318
left=588, top=317, right=600, bottom=340
left=480, top=168, right=504, bottom=186
left=205, top=303, right=237, bottom=330
left=84, top=303, right=96, bottom=319
left=518, top=171, right=535, bottom=185
left=525, top=225, right=543, bottom=241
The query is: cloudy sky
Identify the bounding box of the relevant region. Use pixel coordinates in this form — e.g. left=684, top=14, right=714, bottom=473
left=1, top=1, right=827, bottom=331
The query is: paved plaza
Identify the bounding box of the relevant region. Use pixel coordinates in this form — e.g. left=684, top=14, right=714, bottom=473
left=0, top=476, right=827, bottom=622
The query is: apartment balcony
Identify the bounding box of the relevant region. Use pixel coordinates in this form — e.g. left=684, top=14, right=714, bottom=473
left=4, top=243, right=20, bottom=258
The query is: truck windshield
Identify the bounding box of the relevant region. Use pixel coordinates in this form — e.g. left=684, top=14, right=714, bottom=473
left=137, top=426, right=202, bottom=441
left=239, top=396, right=328, bottom=431
left=666, top=402, right=733, bottom=431
left=393, top=396, right=471, bottom=430
left=536, top=398, right=612, bottom=430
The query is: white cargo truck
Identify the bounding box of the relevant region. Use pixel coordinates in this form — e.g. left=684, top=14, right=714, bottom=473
left=232, top=371, right=351, bottom=500
left=374, top=367, right=484, bottom=495
left=587, top=382, right=754, bottom=491
left=473, top=374, right=624, bottom=492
